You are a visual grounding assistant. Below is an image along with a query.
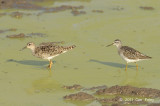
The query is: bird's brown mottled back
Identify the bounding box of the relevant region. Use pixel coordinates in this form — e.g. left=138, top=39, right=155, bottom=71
left=121, top=46, right=151, bottom=59
left=33, top=43, right=76, bottom=59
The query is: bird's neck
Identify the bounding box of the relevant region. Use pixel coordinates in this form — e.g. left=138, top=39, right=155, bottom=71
left=30, top=47, right=36, bottom=53
left=116, top=45, right=122, bottom=55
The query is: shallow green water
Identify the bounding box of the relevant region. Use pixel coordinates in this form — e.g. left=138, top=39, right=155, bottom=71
left=0, top=0, right=160, bottom=105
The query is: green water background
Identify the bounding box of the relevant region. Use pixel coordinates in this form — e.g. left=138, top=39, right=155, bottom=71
left=0, top=0, right=160, bottom=105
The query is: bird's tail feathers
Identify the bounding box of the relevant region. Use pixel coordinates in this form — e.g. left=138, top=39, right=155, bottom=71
left=63, top=45, right=76, bottom=51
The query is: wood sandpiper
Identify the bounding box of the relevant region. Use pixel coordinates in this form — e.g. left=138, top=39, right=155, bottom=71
left=106, top=39, right=151, bottom=71
left=21, top=42, right=76, bottom=69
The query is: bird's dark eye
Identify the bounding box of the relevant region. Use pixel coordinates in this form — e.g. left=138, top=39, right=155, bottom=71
left=28, top=43, right=31, bottom=46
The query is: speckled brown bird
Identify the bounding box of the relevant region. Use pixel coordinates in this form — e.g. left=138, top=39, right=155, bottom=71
left=21, top=42, right=76, bottom=69
left=107, top=39, right=151, bottom=71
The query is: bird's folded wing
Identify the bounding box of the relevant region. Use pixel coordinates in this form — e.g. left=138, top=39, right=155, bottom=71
left=122, top=46, right=150, bottom=59
left=39, top=41, right=65, bottom=46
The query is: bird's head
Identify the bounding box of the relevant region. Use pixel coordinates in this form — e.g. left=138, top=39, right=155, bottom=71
left=20, top=42, right=35, bottom=51
left=106, top=39, right=122, bottom=48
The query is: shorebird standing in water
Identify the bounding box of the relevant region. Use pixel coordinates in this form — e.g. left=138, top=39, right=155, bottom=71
left=106, top=39, right=151, bottom=71
left=21, top=42, right=76, bottom=69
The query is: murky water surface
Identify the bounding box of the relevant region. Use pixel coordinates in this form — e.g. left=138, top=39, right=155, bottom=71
left=0, top=0, right=160, bottom=105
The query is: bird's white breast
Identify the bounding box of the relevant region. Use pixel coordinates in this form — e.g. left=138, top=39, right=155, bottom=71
left=46, top=51, right=67, bottom=60
left=119, top=52, right=140, bottom=63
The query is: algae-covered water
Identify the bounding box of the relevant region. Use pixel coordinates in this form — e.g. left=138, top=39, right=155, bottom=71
left=0, top=0, right=160, bottom=105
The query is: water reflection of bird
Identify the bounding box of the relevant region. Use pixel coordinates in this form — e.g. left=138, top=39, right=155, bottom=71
left=107, top=39, right=151, bottom=71
left=26, top=71, right=61, bottom=94
left=21, top=42, right=76, bottom=69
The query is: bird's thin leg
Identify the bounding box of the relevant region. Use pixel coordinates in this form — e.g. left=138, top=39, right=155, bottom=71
left=48, top=60, right=51, bottom=68
left=125, top=63, right=128, bottom=71
left=135, top=62, right=138, bottom=70
left=47, top=60, right=53, bottom=69
left=50, top=60, right=53, bottom=69
left=49, top=60, right=53, bottom=69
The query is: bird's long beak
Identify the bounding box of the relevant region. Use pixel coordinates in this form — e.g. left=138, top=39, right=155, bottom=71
left=106, top=43, right=114, bottom=47
left=20, top=46, right=27, bottom=51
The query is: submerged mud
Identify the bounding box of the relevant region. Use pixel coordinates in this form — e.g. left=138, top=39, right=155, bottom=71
left=0, top=0, right=86, bottom=17
left=6, top=33, right=26, bottom=38
left=63, top=84, right=83, bottom=90
left=64, top=92, right=95, bottom=101
left=139, top=6, right=154, bottom=10
left=84, top=85, right=107, bottom=91
left=10, top=12, right=32, bottom=19
left=0, top=0, right=106, bottom=18
left=6, top=32, right=46, bottom=38
left=71, top=10, right=86, bottom=16
left=0, top=28, right=17, bottom=34
left=0, top=0, right=43, bottom=10
left=96, top=85, right=160, bottom=98
left=0, top=0, right=90, bottom=10
left=92, top=10, right=104, bottom=13
left=63, top=85, right=160, bottom=105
